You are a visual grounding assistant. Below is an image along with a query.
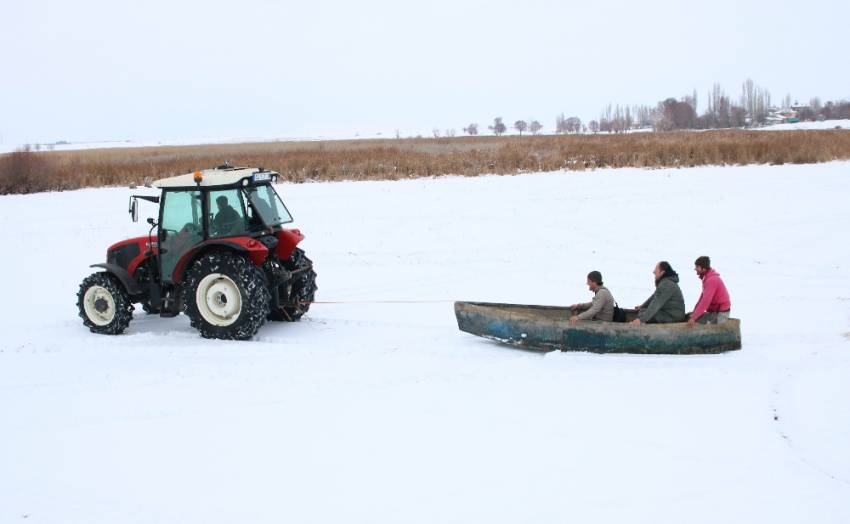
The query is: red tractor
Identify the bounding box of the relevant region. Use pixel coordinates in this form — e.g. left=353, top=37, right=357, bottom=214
left=77, top=165, right=317, bottom=340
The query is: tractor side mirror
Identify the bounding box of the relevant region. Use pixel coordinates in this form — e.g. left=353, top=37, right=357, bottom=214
left=129, top=198, right=139, bottom=222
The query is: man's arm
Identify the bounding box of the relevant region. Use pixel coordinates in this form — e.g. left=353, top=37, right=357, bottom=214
left=691, top=279, right=718, bottom=322
left=576, top=295, right=603, bottom=320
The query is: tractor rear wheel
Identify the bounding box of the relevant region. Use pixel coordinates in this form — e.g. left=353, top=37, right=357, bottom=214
left=183, top=252, right=271, bottom=340
left=270, top=248, right=317, bottom=321
left=77, top=272, right=134, bottom=334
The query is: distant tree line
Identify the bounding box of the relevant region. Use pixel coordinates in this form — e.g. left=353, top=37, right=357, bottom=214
left=596, top=79, right=850, bottom=133
left=427, top=79, right=849, bottom=139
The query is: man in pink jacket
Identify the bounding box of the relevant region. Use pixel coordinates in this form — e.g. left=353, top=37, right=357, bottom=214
left=687, top=255, right=731, bottom=327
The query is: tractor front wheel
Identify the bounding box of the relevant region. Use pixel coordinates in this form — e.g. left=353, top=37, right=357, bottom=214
left=183, top=252, right=270, bottom=340
left=77, top=272, right=134, bottom=335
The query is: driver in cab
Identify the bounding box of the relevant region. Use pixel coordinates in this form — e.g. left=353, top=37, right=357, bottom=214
left=212, top=195, right=240, bottom=235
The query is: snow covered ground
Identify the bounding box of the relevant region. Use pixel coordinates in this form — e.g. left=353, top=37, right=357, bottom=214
left=757, top=119, right=850, bottom=131
left=2, top=162, right=850, bottom=523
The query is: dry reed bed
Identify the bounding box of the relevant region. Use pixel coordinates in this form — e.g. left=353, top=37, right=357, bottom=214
left=2, top=129, right=850, bottom=194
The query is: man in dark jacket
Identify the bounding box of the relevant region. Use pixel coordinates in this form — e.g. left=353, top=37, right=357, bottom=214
left=630, top=261, right=686, bottom=325
left=212, top=195, right=241, bottom=235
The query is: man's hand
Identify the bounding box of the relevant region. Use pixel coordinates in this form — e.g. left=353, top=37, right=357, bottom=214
left=630, top=318, right=642, bottom=326
left=687, top=317, right=696, bottom=328
left=569, top=315, right=579, bottom=325
left=634, top=305, right=641, bottom=312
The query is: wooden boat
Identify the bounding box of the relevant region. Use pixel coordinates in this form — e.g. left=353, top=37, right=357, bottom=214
left=454, top=301, right=741, bottom=354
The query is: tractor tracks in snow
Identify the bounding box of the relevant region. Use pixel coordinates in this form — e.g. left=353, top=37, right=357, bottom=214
left=770, top=349, right=850, bottom=488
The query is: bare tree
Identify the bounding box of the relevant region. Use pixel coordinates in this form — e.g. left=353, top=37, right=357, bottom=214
left=705, top=83, right=733, bottom=128
left=489, top=117, right=506, bottom=136
left=730, top=106, right=747, bottom=127
left=565, top=116, right=582, bottom=133
left=634, top=105, right=655, bottom=129
left=657, top=98, right=696, bottom=130
left=514, top=120, right=528, bottom=135
left=432, top=128, right=440, bottom=138
left=600, top=105, right=612, bottom=132
left=557, top=114, right=582, bottom=133
left=463, top=123, right=479, bottom=136
left=739, top=78, right=771, bottom=127
left=588, top=120, right=599, bottom=133
left=445, top=128, right=456, bottom=137
left=529, top=120, right=543, bottom=135
left=741, top=78, right=756, bottom=126
left=822, top=100, right=850, bottom=119
left=555, top=113, right=566, bottom=134
left=798, top=105, right=816, bottom=121
left=782, top=93, right=792, bottom=109
left=599, top=104, right=634, bottom=132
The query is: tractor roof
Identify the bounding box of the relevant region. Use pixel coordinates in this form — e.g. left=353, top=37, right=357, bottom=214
left=153, top=166, right=278, bottom=188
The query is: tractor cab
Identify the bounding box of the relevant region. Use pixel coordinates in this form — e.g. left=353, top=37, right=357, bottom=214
left=138, top=166, right=294, bottom=285
left=79, top=165, right=317, bottom=340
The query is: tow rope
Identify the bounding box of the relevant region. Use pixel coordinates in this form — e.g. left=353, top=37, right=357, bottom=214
left=300, top=299, right=455, bottom=305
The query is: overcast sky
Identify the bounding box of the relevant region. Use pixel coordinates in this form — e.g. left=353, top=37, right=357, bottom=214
left=1, top=0, right=848, bottom=145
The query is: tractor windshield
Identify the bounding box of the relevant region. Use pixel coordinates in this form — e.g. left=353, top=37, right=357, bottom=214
left=244, top=184, right=293, bottom=228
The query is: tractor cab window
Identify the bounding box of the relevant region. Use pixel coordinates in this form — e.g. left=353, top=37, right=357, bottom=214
left=244, top=184, right=293, bottom=229
left=159, top=190, right=203, bottom=282
left=208, top=189, right=248, bottom=238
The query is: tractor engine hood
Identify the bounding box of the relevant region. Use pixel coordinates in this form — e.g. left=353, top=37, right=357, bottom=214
left=106, top=236, right=152, bottom=272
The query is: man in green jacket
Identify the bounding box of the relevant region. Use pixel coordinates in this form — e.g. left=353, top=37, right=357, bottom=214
left=630, top=261, right=686, bottom=325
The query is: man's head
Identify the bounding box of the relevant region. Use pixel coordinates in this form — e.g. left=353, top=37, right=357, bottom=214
left=694, top=256, right=711, bottom=278
left=216, top=195, right=229, bottom=210
left=586, top=271, right=603, bottom=291
left=654, top=261, right=673, bottom=280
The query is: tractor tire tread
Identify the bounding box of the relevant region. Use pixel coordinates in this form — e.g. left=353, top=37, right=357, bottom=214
left=76, top=272, right=134, bottom=335
left=183, top=252, right=271, bottom=340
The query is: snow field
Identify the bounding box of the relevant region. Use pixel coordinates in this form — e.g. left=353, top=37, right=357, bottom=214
left=1, top=162, right=849, bottom=523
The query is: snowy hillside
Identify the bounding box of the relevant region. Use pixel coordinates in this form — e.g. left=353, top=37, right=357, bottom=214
left=2, top=162, right=849, bottom=523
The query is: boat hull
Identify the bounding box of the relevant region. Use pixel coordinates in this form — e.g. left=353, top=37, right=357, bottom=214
left=454, top=301, right=741, bottom=354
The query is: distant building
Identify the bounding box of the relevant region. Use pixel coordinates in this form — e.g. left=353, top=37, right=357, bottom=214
left=790, top=101, right=815, bottom=120
left=765, top=107, right=797, bottom=125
